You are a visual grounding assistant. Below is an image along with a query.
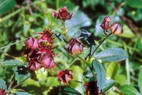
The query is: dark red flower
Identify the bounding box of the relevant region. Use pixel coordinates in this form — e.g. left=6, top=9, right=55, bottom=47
left=109, top=22, right=123, bottom=34
left=38, top=29, right=54, bottom=46
left=52, top=6, right=73, bottom=21
left=100, top=16, right=111, bottom=30
left=58, top=70, right=73, bottom=84
left=28, top=59, right=41, bottom=71
left=85, top=81, right=99, bottom=95
left=25, top=37, right=39, bottom=49
left=0, top=89, right=5, bottom=95
left=37, top=46, right=54, bottom=55
left=65, top=38, right=83, bottom=55
left=40, top=54, right=55, bottom=69
left=27, top=50, right=41, bottom=71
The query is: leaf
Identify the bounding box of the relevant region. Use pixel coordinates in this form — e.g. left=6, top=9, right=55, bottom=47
left=106, top=62, right=120, bottom=79
left=95, top=48, right=128, bottom=62
left=3, top=60, right=22, bottom=66
left=93, top=60, right=106, bottom=90
left=48, top=86, right=81, bottom=95
left=0, top=0, right=16, bottom=15
left=66, top=10, right=91, bottom=38
left=103, top=80, right=116, bottom=92
left=15, top=92, right=31, bottom=95
left=70, top=66, right=84, bottom=94
left=0, top=78, right=6, bottom=89
left=120, top=85, right=141, bottom=95
left=125, top=0, right=142, bottom=9
left=114, top=74, right=126, bottom=85
left=121, top=25, right=135, bottom=38
left=138, top=70, right=142, bottom=94
left=13, top=67, right=30, bottom=84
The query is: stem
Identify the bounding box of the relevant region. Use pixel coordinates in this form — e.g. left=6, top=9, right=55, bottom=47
left=89, top=33, right=112, bottom=59
left=62, top=21, right=70, bottom=40
left=124, top=43, right=130, bottom=84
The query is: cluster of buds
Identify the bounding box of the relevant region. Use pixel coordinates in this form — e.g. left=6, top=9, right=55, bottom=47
left=57, top=70, right=73, bottom=84
left=0, top=89, right=5, bottom=95
left=65, top=38, right=84, bottom=55
left=101, top=16, right=123, bottom=34
left=25, top=29, right=55, bottom=71
left=52, top=6, right=73, bottom=22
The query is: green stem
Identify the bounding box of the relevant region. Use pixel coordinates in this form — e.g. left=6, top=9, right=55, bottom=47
left=89, top=33, right=112, bottom=59
left=124, top=43, right=130, bottom=84
left=62, top=21, right=70, bottom=40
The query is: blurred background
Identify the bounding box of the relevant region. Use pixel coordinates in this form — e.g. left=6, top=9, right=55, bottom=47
left=0, top=0, right=142, bottom=95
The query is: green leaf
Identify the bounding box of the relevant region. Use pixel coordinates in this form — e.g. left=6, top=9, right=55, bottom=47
left=120, top=25, right=135, bottom=38
left=48, top=86, right=81, bottom=95
left=0, top=78, right=6, bottom=89
left=95, top=48, right=128, bottom=62
left=125, top=0, right=142, bottom=9
left=13, top=67, right=30, bottom=84
left=3, top=60, right=22, bottom=66
left=70, top=66, right=84, bottom=94
left=106, top=62, right=120, bottom=79
left=120, top=85, right=141, bottom=95
left=15, top=92, right=31, bottom=95
left=103, top=80, right=116, bottom=92
left=114, top=74, right=126, bottom=85
left=0, top=0, right=16, bottom=15
left=93, top=60, right=106, bottom=90
left=138, top=70, right=142, bottom=94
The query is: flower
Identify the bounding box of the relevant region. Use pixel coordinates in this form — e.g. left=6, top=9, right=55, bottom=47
left=27, top=50, right=41, bottom=71
left=85, top=81, right=99, bottom=95
left=40, top=54, right=55, bottom=69
left=24, top=29, right=55, bottom=71
left=25, top=37, right=39, bottom=49
left=38, top=29, right=54, bottom=46
left=52, top=6, right=73, bottom=21
left=0, top=89, right=5, bottom=95
left=100, top=16, right=111, bottom=30
left=58, top=70, right=73, bottom=84
left=109, top=22, right=123, bottom=34
left=28, top=59, right=41, bottom=71
left=65, top=38, right=84, bottom=55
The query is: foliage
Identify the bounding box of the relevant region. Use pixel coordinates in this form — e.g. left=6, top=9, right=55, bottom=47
left=0, top=0, right=142, bottom=95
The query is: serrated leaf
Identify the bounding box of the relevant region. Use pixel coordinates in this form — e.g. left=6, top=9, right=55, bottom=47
left=0, top=78, right=6, bottom=89
left=3, top=60, right=22, bottom=66
left=103, top=80, right=116, bottom=92
left=95, top=48, right=128, bottom=62
left=93, top=60, right=106, bottom=90
left=138, top=70, right=142, bottom=94
left=15, top=92, right=31, bottom=95
left=0, top=0, right=16, bottom=15
left=121, top=85, right=141, bottom=95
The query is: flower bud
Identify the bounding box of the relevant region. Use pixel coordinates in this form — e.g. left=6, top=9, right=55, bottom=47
left=0, top=89, right=5, bottom=95
left=25, top=37, right=39, bottom=49
left=66, top=39, right=83, bottom=55
left=58, top=70, right=73, bottom=84
left=109, top=22, right=123, bottom=34
left=40, top=54, right=55, bottom=69
left=100, top=16, right=111, bottom=30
